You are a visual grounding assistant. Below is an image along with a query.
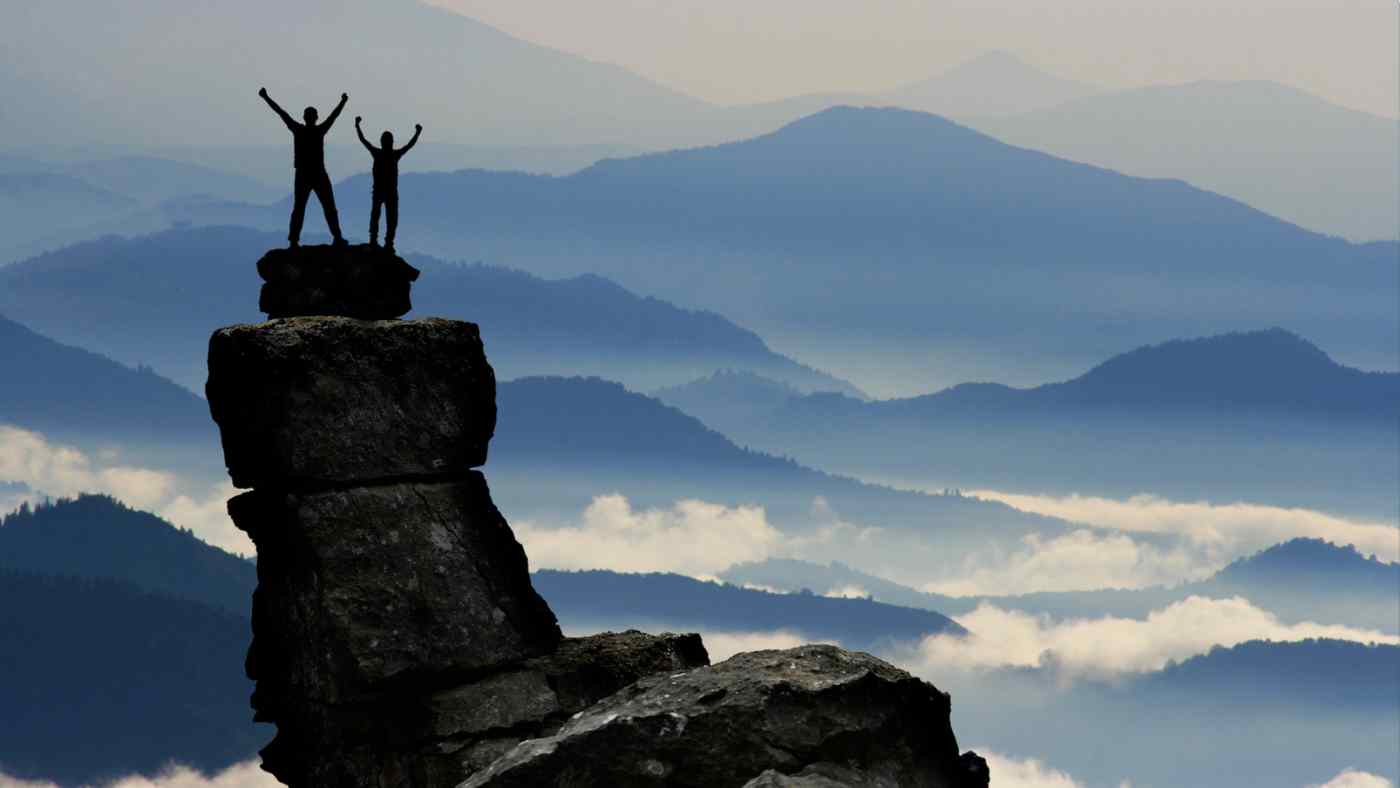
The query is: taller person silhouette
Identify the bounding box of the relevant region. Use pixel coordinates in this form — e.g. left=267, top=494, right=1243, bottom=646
left=355, top=116, right=422, bottom=251
left=259, top=87, right=349, bottom=247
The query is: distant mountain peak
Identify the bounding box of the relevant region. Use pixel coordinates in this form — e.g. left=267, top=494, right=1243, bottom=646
left=1075, top=328, right=1340, bottom=389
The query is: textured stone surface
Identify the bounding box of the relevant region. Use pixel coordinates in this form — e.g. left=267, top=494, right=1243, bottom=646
left=421, top=631, right=711, bottom=782
left=207, top=317, right=495, bottom=488
left=743, top=765, right=898, bottom=787
left=460, top=645, right=989, bottom=788
left=256, top=244, right=420, bottom=320
left=233, top=475, right=560, bottom=704
left=250, top=631, right=708, bottom=788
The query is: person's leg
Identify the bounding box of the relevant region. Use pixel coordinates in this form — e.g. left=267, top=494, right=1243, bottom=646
left=289, top=173, right=312, bottom=246
left=385, top=193, right=398, bottom=250
left=369, top=194, right=382, bottom=246
left=313, top=171, right=346, bottom=243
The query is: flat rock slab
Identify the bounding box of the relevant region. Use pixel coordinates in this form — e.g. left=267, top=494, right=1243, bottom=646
left=207, top=317, right=495, bottom=488
left=257, top=244, right=420, bottom=320
left=460, top=645, right=988, bottom=788
left=233, top=475, right=560, bottom=703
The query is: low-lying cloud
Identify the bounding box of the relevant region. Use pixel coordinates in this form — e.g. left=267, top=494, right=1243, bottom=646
left=1308, top=770, right=1395, bottom=788
left=977, top=751, right=1134, bottom=788
left=0, top=425, right=247, bottom=554
left=912, top=596, right=1400, bottom=679
left=516, top=494, right=783, bottom=576
left=970, top=489, right=1400, bottom=564
left=0, top=761, right=277, bottom=788
left=923, top=528, right=1217, bottom=596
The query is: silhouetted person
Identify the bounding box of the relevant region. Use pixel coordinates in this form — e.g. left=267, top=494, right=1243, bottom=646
left=259, top=87, right=349, bottom=247
left=355, top=116, right=421, bottom=251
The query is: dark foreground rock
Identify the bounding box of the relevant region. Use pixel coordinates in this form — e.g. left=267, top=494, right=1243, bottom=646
left=461, top=645, right=990, bottom=788
left=233, top=474, right=561, bottom=702
left=255, top=631, right=708, bottom=788
left=257, top=244, right=420, bottom=320
left=207, top=316, right=496, bottom=488
left=208, top=265, right=987, bottom=788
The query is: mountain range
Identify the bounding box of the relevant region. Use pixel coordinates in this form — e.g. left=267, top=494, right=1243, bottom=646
left=659, top=329, right=1400, bottom=518
left=169, top=106, right=1399, bottom=392
left=0, top=227, right=859, bottom=395
left=973, top=80, right=1399, bottom=242
left=723, top=537, right=1400, bottom=634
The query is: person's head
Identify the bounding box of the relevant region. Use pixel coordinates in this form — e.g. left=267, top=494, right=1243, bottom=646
left=381, top=131, right=394, bottom=148
left=303, top=107, right=318, bottom=124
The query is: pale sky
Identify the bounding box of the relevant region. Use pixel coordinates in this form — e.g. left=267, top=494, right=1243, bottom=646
left=428, top=0, right=1399, bottom=117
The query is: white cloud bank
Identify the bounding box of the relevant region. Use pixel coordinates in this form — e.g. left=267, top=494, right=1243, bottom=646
left=922, top=528, right=1217, bottom=597
left=912, top=597, right=1400, bottom=680
left=0, top=425, right=247, bottom=555
left=0, top=761, right=277, bottom=788
left=970, top=490, right=1400, bottom=564
left=1308, top=770, right=1396, bottom=788
left=516, top=494, right=783, bottom=576
left=977, top=751, right=1134, bottom=788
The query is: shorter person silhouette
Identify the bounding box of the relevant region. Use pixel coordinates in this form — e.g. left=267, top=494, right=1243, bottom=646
left=355, top=116, right=422, bottom=251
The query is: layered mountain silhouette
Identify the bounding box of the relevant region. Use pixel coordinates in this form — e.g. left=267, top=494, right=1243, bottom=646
left=973, top=80, right=1400, bottom=241
left=724, top=537, right=1400, bottom=634
left=665, top=329, right=1400, bottom=518
left=0, top=227, right=858, bottom=395
left=488, top=376, right=1062, bottom=562
left=170, top=107, right=1398, bottom=389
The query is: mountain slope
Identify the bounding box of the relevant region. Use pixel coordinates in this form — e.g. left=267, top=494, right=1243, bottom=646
left=0, top=311, right=212, bottom=446
left=0, top=227, right=859, bottom=395
left=973, top=80, right=1400, bottom=241
left=0, top=569, right=261, bottom=785
left=0, top=496, right=256, bottom=615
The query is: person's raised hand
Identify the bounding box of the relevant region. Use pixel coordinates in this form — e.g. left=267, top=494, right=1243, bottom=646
left=258, top=87, right=268, bottom=98
left=341, top=92, right=349, bottom=102
left=355, top=116, right=362, bottom=125
left=415, top=123, right=423, bottom=133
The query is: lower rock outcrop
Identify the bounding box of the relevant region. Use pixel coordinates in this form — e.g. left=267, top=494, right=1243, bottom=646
left=460, top=645, right=988, bottom=788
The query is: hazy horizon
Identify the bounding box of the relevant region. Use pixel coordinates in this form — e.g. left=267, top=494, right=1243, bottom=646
left=429, top=0, right=1399, bottom=118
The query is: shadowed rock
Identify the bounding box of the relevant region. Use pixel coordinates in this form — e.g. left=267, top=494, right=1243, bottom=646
left=207, top=317, right=495, bottom=488
left=256, top=244, right=420, bottom=320
left=421, top=631, right=710, bottom=783
left=251, top=631, right=707, bottom=788
left=233, top=474, right=560, bottom=704
left=460, top=645, right=989, bottom=788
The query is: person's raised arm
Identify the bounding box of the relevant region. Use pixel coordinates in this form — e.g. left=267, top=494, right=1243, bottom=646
left=259, top=87, right=297, bottom=131
left=354, top=116, right=375, bottom=152
left=398, top=124, right=423, bottom=156
left=320, top=92, right=348, bottom=130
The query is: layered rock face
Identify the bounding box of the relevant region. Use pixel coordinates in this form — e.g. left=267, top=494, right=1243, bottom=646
left=209, top=244, right=987, bottom=787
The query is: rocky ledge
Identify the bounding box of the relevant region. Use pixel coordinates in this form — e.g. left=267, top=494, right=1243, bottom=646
left=462, top=645, right=989, bottom=788
left=257, top=244, right=420, bottom=320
